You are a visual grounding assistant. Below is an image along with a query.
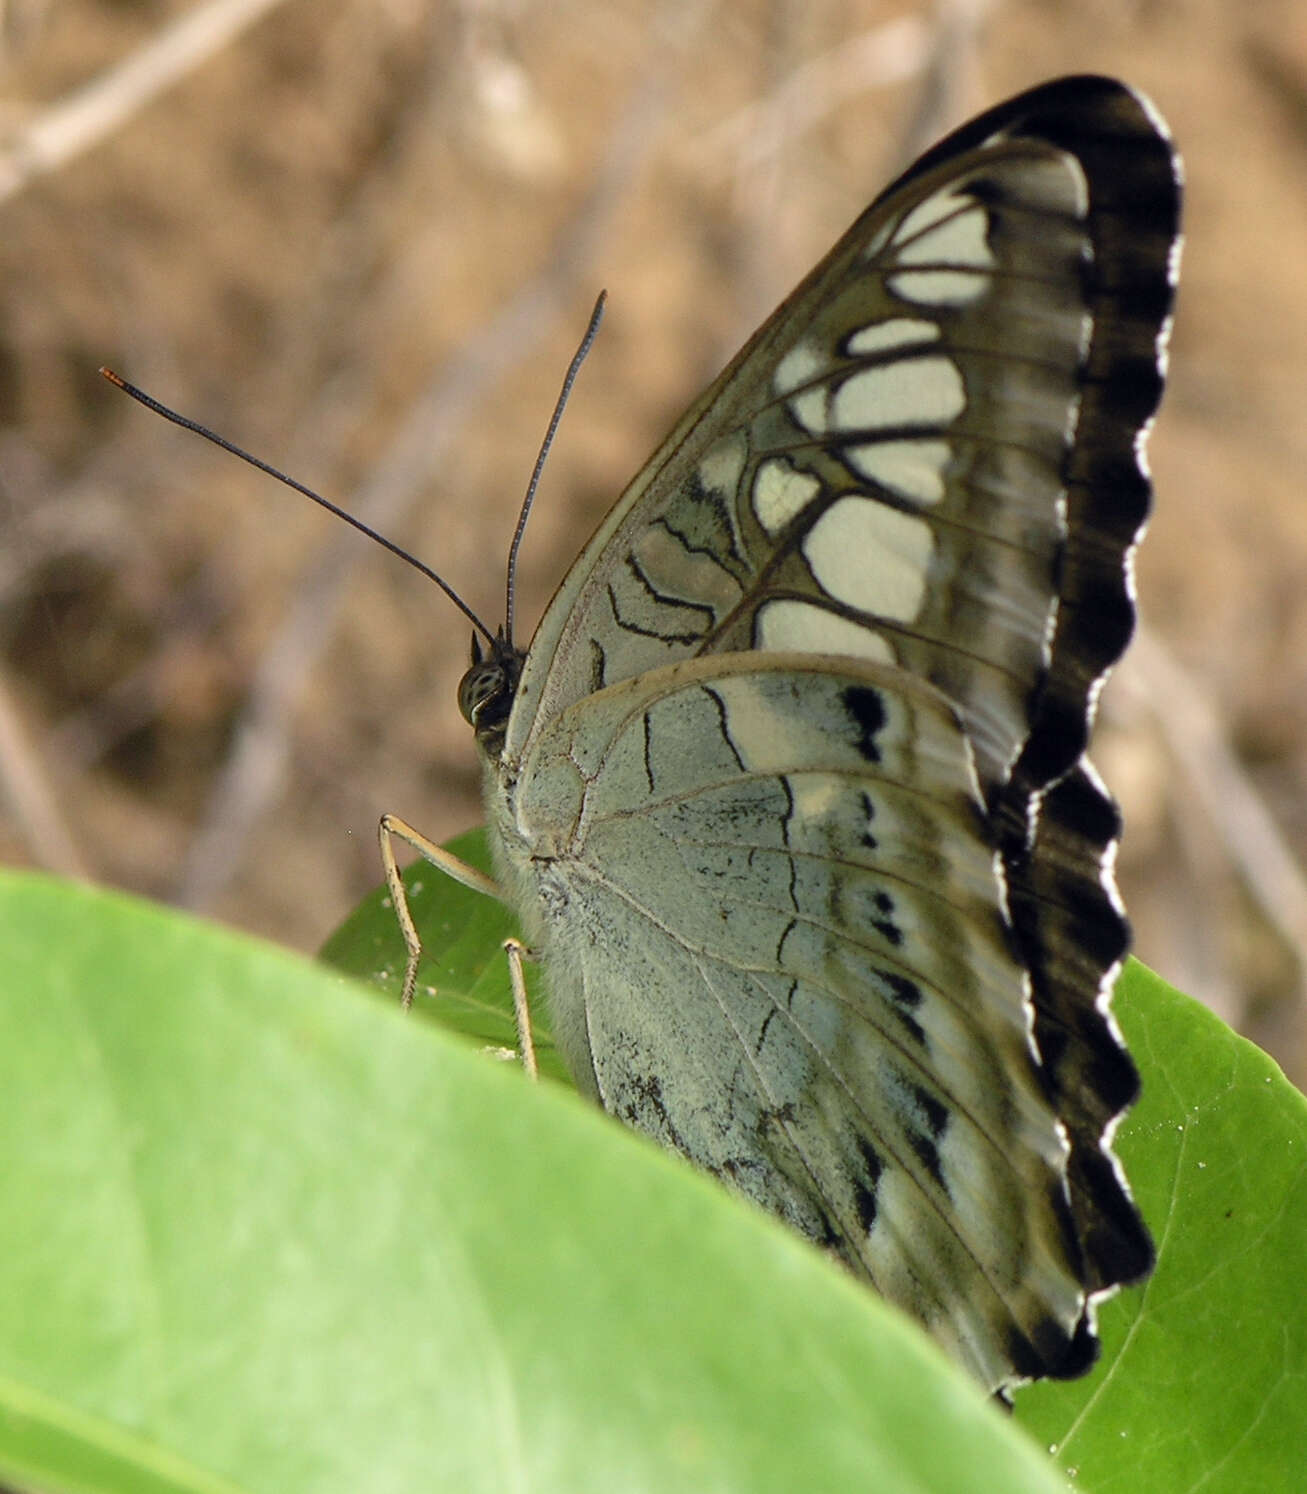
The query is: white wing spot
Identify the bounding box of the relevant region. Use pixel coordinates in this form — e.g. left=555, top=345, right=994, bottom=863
left=696, top=430, right=748, bottom=496
left=758, top=599, right=895, bottom=663
left=846, top=438, right=951, bottom=506
left=896, top=205, right=994, bottom=272
left=788, top=384, right=829, bottom=436
left=774, top=340, right=826, bottom=396
left=893, top=185, right=973, bottom=241
left=831, top=357, right=966, bottom=432
left=846, top=318, right=940, bottom=356
left=888, top=268, right=990, bottom=307
left=804, top=498, right=934, bottom=621
left=752, top=459, right=821, bottom=535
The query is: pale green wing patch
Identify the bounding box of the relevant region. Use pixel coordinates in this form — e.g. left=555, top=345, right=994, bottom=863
left=509, top=652, right=1090, bottom=1390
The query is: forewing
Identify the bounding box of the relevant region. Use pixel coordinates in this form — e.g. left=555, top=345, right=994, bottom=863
left=509, top=75, right=1178, bottom=807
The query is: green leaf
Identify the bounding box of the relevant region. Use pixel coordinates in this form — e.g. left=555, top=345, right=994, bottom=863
left=1014, top=964, right=1307, bottom=1490
left=328, top=843, right=1307, bottom=1491
left=0, top=869, right=1066, bottom=1494
left=320, top=828, right=568, bottom=1084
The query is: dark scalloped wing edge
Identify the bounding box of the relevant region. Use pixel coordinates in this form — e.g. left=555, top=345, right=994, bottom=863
left=901, top=76, right=1181, bottom=1380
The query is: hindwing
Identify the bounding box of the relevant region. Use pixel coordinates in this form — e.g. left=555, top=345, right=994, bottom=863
left=504, top=655, right=1092, bottom=1389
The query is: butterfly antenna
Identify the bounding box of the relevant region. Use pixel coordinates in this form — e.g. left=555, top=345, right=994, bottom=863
left=98, top=367, right=499, bottom=646
left=503, top=290, right=606, bottom=649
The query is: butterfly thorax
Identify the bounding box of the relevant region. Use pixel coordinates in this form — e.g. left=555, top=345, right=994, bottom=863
left=458, top=633, right=525, bottom=764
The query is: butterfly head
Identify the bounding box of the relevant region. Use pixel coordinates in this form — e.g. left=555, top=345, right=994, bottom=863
left=458, top=630, right=524, bottom=762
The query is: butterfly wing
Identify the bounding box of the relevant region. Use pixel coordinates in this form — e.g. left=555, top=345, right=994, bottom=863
left=500, top=652, right=1096, bottom=1389
left=485, top=75, right=1179, bottom=1390
left=507, top=75, right=1177, bottom=792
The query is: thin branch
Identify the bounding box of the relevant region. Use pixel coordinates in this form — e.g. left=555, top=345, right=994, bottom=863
left=0, top=0, right=293, bottom=208
left=174, top=0, right=710, bottom=913
left=1126, top=624, right=1307, bottom=1001
left=890, top=0, right=993, bottom=169
left=696, top=0, right=993, bottom=181
left=0, top=666, right=91, bottom=880
left=700, top=0, right=986, bottom=344
left=697, top=16, right=932, bottom=174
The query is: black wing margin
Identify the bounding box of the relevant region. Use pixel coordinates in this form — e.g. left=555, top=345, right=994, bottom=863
left=902, top=75, right=1181, bottom=1361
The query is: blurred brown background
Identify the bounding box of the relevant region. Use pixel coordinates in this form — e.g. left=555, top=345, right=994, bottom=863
left=2, top=0, right=1305, bottom=1080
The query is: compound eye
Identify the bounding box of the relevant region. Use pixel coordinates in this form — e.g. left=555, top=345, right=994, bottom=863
left=457, top=661, right=503, bottom=725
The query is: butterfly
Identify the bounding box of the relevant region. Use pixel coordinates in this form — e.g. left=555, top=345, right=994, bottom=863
left=388, top=74, right=1181, bottom=1394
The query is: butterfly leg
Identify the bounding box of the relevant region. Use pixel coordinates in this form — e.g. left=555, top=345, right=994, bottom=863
left=377, top=812, right=502, bottom=1011
left=502, top=938, right=540, bottom=1081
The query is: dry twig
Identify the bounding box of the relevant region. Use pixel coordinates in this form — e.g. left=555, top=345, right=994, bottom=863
left=174, top=0, right=710, bottom=912
left=0, top=666, right=90, bottom=879
left=1126, top=624, right=1307, bottom=1006
left=0, top=0, right=293, bottom=208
